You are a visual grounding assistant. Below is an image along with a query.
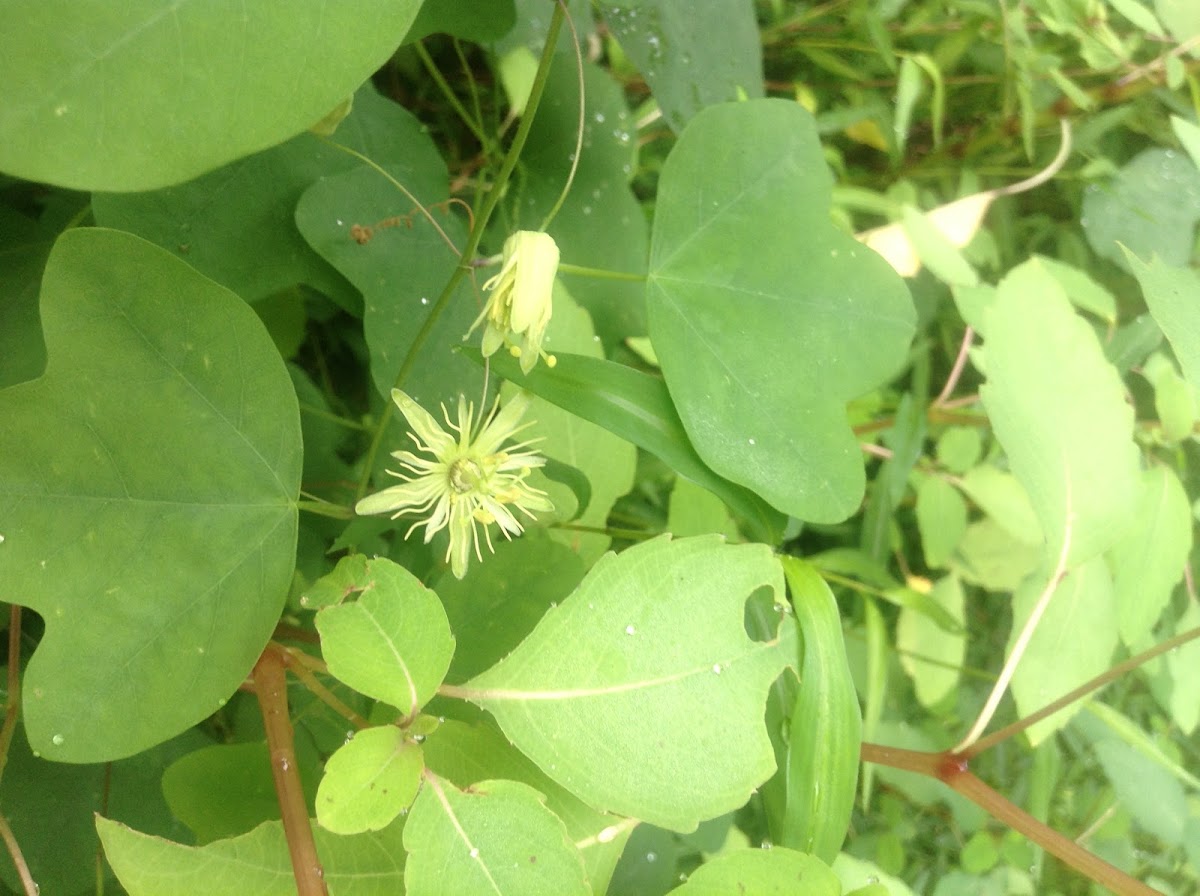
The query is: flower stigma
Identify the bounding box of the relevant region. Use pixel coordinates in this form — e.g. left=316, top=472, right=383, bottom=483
left=355, top=389, right=553, bottom=578
left=468, top=230, right=559, bottom=373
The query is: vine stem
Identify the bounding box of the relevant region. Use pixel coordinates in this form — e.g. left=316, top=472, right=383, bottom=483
left=0, top=814, right=35, bottom=896
left=964, top=623, right=1200, bottom=757
left=860, top=744, right=1161, bottom=896
left=354, top=3, right=567, bottom=500
left=251, top=645, right=328, bottom=896
left=0, top=605, right=21, bottom=789
left=537, top=0, right=585, bottom=232
left=931, top=325, right=974, bottom=407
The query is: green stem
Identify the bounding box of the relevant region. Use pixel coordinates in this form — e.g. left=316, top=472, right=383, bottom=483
left=296, top=499, right=354, bottom=520
left=414, top=40, right=490, bottom=149
left=558, top=262, right=646, bottom=281
left=298, top=402, right=371, bottom=432
left=553, top=522, right=657, bottom=541
left=538, top=0, right=584, bottom=231
left=355, top=4, right=566, bottom=499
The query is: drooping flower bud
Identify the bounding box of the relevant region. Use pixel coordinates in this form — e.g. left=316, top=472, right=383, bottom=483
left=469, top=230, right=559, bottom=373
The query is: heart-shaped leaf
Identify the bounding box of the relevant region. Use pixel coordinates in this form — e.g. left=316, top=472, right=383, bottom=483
left=0, top=227, right=300, bottom=761
left=647, top=99, right=915, bottom=523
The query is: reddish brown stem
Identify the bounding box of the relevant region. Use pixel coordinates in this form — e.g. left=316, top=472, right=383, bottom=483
left=861, top=744, right=1162, bottom=895
left=950, top=770, right=1161, bottom=896
left=251, top=645, right=328, bottom=896
left=0, top=605, right=22, bottom=790
left=0, top=812, right=36, bottom=896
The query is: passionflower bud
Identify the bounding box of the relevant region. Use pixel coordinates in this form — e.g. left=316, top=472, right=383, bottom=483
left=469, top=230, right=559, bottom=373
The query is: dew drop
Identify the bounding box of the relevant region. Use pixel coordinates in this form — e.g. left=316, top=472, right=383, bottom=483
left=420, top=296, right=429, bottom=305
left=336, top=219, right=343, bottom=226
left=625, top=624, right=637, bottom=635
left=712, top=663, right=723, bottom=674
left=748, top=438, right=756, bottom=446
left=582, top=206, right=592, bottom=215
left=0, top=534, right=5, bottom=543
left=646, top=851, right=657, bottom=863
left=761, top=839, right=773, bottom=850
left=51, top=734, right=64, bottom=746
left=594, top=111, right=606, bottom=123
left=470, top=847, right=480, bottom=858
left=280, top=757, right=290, bottom=772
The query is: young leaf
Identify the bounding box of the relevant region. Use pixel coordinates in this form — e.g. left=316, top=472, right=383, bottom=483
left=958, top=464, right=1043, bottom=547
left=772, top=558, right=862, bottom=863
left=458, top=535, right=797, bottom=831
left=897, top=576, right=966, bottom=708
left=0, top=2, right=422, bottom=190
left=648, top=99, right=916, bottom=523
left=978, top=259, right=1140, bottom=565
left=315, top=557, right=455, bottom=716
left=316, top=725, right=423, bottom=834
left=0, top=228, right=301, bottom=762
left=97, top=815, right=406, bottom=895
left=915, top=476, right=969, bottom=569
left=670, top=847, right=839, bottom=895
left=403, top=776, right=590, bottom=896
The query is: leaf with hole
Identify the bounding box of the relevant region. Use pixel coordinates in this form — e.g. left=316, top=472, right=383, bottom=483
left=315, top=557, right=454, bottom=716
left=460, top=534, right=796, bottom=831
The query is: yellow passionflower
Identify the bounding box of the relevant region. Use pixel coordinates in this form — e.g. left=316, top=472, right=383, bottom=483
left=470, top=230, right=559, bottom=373
left=355, top=389, right=553, bottom=579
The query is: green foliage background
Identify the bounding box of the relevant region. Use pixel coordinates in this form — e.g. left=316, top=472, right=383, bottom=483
left=1, top=1, right=1199, bottom=894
